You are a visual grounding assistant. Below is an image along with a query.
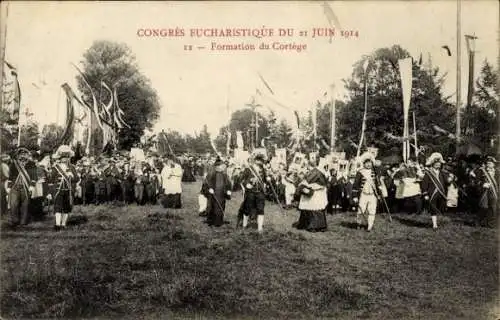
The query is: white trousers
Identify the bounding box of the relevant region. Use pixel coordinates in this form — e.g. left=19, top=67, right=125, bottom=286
left=357, top=194, right=378, bottom=230
left=198, top=194, right=207, bottom=213
left=358, top=193, right=377, bottom=215
left=284, top=182, right=296, bottom=205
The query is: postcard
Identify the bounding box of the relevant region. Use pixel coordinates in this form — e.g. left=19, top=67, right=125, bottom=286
left=1, top=1, right=498, bottom=319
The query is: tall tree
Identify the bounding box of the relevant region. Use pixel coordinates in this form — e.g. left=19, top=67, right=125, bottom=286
left=18, top=121, right=39, bottom=152
left=192, top=124, right=212, bottom=154
left=0, top=109, right=16, bottom=153
left=269, top=118, right=293, bottom=148
left=40, top=123, right=65, bottom=154
left=162, top=130, right=190, bottom=155
left=312, top=100, right=347, bottom=153
left=338, top=45, right=455, bottom=158
left=466, top=60, right=498, bottom=154
left=223, top=108, right=270, bottom=150
left=76, top=40, right=161, bottom=151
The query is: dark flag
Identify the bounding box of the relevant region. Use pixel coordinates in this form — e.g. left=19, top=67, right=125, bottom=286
left=257, top=72, right=275, bottom=95
left=322, top=1, right=342, bottom=30
left=441, top=45, right=452, bottom=56
left=59, top=83, right=76, bottom=146
left=2, top=61, right=21, bottom=125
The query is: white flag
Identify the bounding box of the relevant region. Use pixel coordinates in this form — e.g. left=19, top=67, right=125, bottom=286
left=236, top=131, right=244, bottom=149
left=398, top=57, right=413, bottom=162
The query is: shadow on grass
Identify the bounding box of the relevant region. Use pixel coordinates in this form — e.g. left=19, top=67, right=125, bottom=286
left=445, top=212, right=480, bottom=227
left=93, top=213, right=117, bottom=222
left=0, top=228, right=47, bottom=239
left=393, top=216, right=430, bottom=228
left=339, top=222, right=360, bottom=229
left=67, top=215, right=89, bottom=226
left=147, top=212, right=184, bottom=222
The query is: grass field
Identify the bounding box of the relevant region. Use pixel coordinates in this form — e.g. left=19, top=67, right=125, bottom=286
left=1, top=181, right=498, bottom=319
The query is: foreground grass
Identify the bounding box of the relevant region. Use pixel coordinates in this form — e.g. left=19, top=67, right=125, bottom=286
left=0, top=182, right=498, bottom=319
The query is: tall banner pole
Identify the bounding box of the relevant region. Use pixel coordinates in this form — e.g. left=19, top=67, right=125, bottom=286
left=398, top=57, right=413, bottom=164
left=85, top=111, right=92, bottom=155
left=456, top=0, right=462, bottom=147
left=465, top=34, right=477, bottom=135
left=17, top=110, right=22, bottom=146
left=226, top=85, right=230, bottom=156
left=413, top=111, right=418, bottom=160
left=255, top=109, right=258, bottom=150
left=0, top=2, right=8, bottom=115
left=330, top=83, right=336, bottom=152
left=312, top=102, right=317, bottom=152
left=356, top=60, right=370, bottom=160
left=15, top=72, right=22, bottom=147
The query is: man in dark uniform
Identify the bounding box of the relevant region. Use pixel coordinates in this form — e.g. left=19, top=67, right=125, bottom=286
left=29, top=158, right=49, bottom=220
left=476, top=156, right=498, bottom=228
left=49, top=145, right=79, bottom=230
left=1, top=154, right=10, bottom=216
left=421, top=152, right=451, bottom=230
left=7, top=149, right=38, bottom=228
left=104, top=159, right=122, bottom=203
left=121, top=161, right=136, bottom=204
left=94, top=160, right=108, bottom=204
left=239, top=154, right=270, bottom=232
left=80, top=159, right=96, bottom=205
left=142, top=163, right=156, bottom=204
left=327, top=168, right=343, bottom=214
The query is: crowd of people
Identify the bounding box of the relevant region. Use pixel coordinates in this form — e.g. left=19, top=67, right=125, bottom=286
left=201, top=150, right=498, bottom=231
left=0, top=145, right=202, bottom=229
left=0, top=144, right=498, bottom=232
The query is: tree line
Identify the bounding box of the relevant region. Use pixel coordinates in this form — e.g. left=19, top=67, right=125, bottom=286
left=1, top=42, right=497, bottom=160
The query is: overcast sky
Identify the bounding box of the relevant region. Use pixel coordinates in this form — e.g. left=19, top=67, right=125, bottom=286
left=4, top=1, right=498, bottom=136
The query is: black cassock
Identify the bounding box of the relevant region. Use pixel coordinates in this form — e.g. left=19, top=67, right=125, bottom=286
left=476, top=167, right=499, bottom=227
left=202, top=171, right=232, bottom=227
left=182, top=162, right=196, bottom=182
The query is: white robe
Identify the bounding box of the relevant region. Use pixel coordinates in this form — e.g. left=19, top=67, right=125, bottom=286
left=298, top=182, right=328, bottom=211
left=395, top=177, right=421, bottom=199
left=447, top=183, right=458, bottom=208
left=161, top=164, right=183, bottom=194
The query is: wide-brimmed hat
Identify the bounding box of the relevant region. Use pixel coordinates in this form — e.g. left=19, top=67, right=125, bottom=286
left=485, top=156, right=497, bottom=164
left=425, top=152, right=445, bottom=166
left=214, top=157, right=224, bottom=167
left=55, top=145, right=74, bottom=159
left=15, top=148, right=32, bottom=160
left=359, top=152, right=375, bottom=164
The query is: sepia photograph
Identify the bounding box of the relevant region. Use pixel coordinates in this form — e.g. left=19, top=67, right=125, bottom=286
left=0, top=1, right=498, bottom=319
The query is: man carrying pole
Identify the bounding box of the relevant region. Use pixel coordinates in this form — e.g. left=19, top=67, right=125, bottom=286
left=421, top=152, right=452, bottom=230
left=352, top=152, right=387, bottom=231
left=239, top=153, right=270, bottom=232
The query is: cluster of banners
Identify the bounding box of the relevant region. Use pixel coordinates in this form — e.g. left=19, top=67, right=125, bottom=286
left=57, top=79, right=129, bottom=154
left=1, top=61, right=129, bottom=154
left=71, top=65, right=130, bottom=153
